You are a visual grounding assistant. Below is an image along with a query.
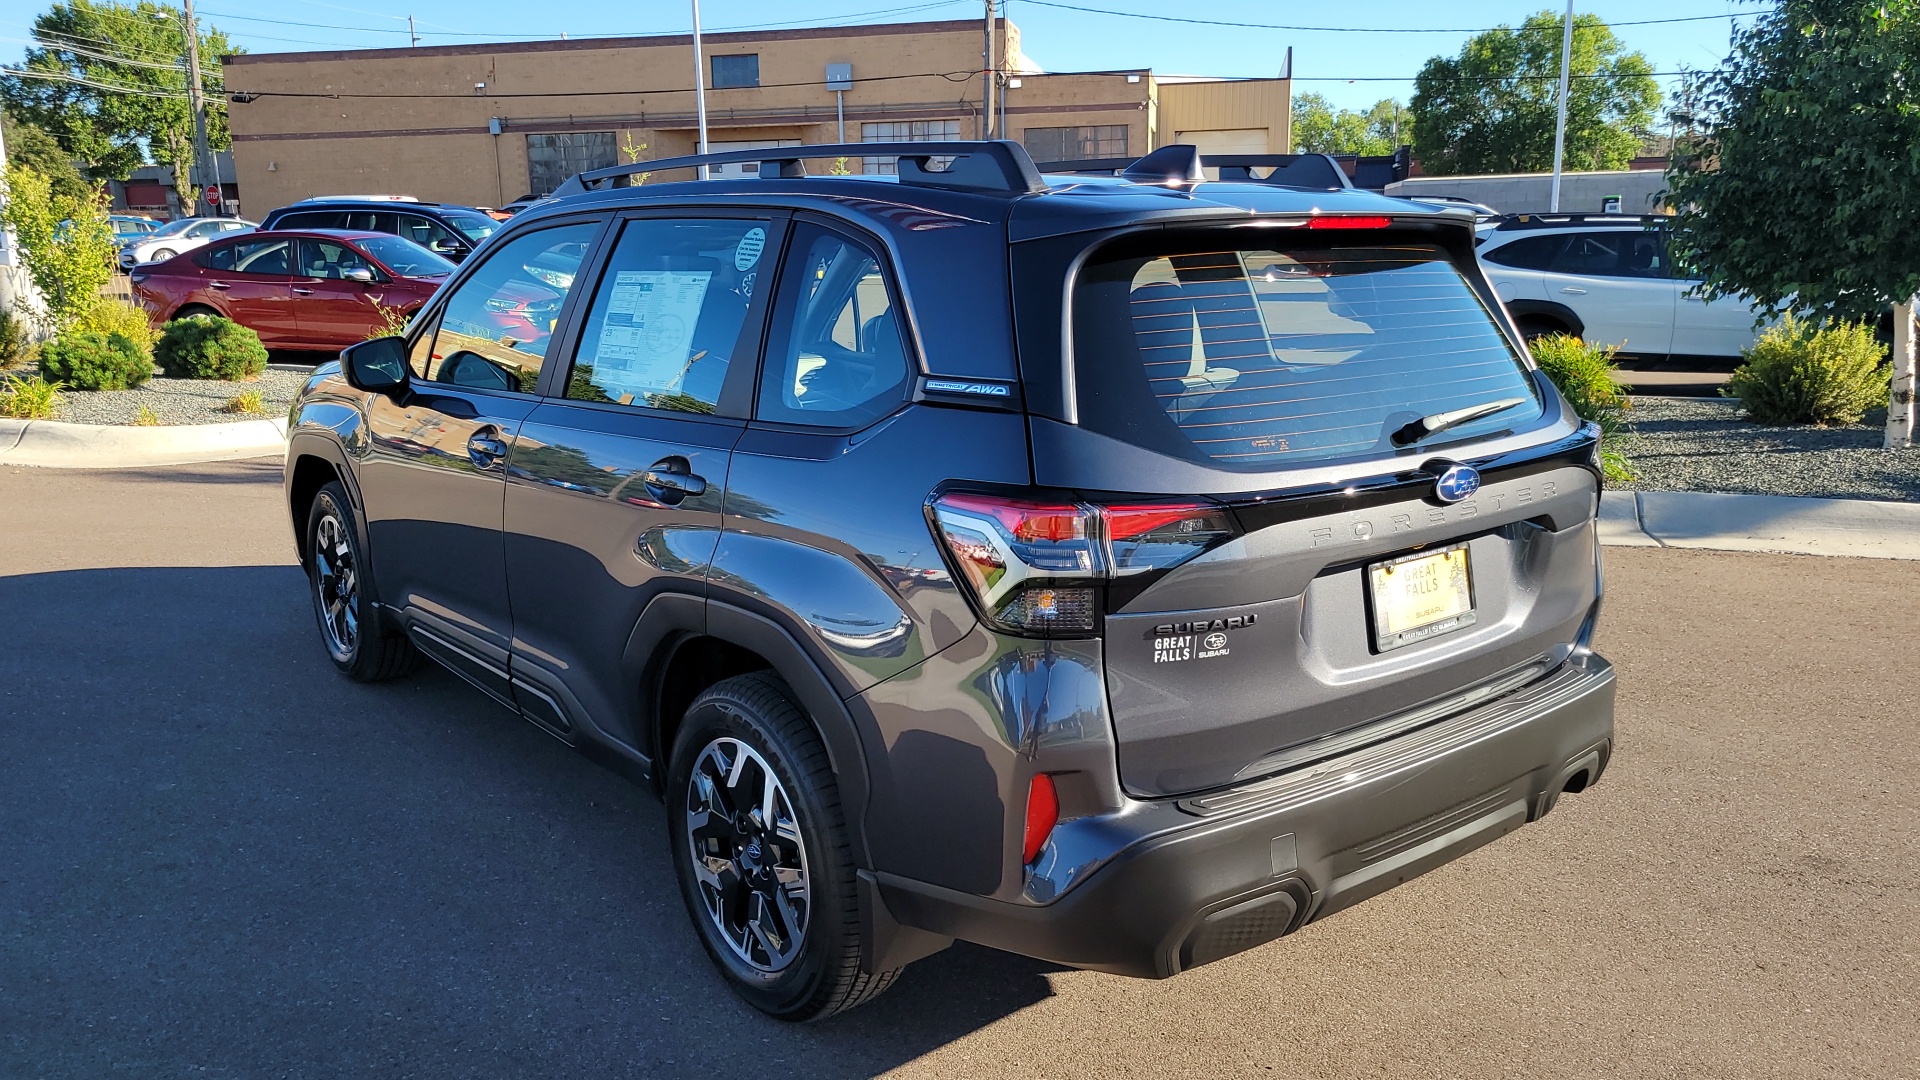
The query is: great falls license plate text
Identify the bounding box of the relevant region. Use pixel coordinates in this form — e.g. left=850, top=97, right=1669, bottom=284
left=1367, top=544, right=1476, bottom=652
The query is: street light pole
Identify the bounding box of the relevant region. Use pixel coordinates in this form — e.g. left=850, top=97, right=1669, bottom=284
left=182, top=0, right=213, bottom=217
left=981, top=0, right=995, bottom=139
left=690, top=0, right=710, bottom=179
left=1548, top=0, right=1574, bottom=212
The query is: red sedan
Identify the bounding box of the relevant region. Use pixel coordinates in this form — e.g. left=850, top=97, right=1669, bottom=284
left=131, top=229, right=455, bottom=350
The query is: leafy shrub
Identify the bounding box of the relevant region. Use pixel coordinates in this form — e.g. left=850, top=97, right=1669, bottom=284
left=0, top=309, right=34, bottom=369
left=37, top=330, right=153, bottom=391
left=1529, top=333, right=1634, bottom=481
left=0, top=164, right=115, bottom=331
left=73, top=298, right=158, bottom=352
left=1725, top=316, right=1888, bottom=425
left=132, top=404, right=162, bottom=426
left=220, top=389, right=267, bottom=416
left=154, top=315, right=268, bottom=381
left=0, top=373, right=63, bottom=419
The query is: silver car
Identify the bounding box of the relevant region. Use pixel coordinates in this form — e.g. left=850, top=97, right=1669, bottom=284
left=119, top=217, right=257, bottom=270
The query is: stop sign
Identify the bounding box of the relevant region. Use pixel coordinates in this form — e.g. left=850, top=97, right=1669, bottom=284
left=206, top=187, right=218, bottom=207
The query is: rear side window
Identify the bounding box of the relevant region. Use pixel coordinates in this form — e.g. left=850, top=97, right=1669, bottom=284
left=202, top=237, right=292, bottom=276
left=1481, top=234, right=1563, bottom=270
left=1071, top=234, right=1540, bottom=470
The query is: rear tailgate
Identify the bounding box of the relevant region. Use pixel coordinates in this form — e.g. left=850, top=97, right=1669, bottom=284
left=1017, top=213, right=1602, bottom=798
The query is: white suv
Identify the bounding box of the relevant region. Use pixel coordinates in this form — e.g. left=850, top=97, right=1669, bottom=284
left=1477, top=215, right=1767, bottom=360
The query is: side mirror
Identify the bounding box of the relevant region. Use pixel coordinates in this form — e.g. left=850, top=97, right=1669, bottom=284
left=342, top=335, right=409, bottom=394
left=342, top=266, right=376, bottom=283
left=430, top=239, right=460, bottom=255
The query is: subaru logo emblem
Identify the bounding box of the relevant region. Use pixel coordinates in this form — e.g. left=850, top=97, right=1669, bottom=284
left=1432, top=463, right=1481, bottom=504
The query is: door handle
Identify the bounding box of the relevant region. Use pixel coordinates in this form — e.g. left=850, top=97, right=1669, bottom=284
left=642, top=457, right=707, bottom=504
left=1683, top=295, right=1708, bottom=303
left=208, top=281, right=230, bottom=290
left=292, top=287, right=314, bottom=296
left=1559, top=286, right=1588, bottom=295
left=467, top=428, right=508, bottom=468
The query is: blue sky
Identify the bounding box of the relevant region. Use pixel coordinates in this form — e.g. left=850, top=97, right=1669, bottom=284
left=1, top=0, right=1768, bottom=114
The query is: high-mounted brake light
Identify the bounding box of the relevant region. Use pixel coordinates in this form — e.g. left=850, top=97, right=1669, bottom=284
left=929, top=493, right=1239, bottom=637
left=1023, top=773, right=1059, bottom=865
left=1307, top=215, right=1393, bottom=230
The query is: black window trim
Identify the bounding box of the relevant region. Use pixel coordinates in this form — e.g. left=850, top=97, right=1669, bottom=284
left=532, top=206, right=792, bottom=426
left=399, top=211, right=616, bottom=403
left=745, top=210, right=920, bottom=436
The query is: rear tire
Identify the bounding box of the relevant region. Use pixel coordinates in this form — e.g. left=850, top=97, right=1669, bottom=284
left=173, top=304, right=219, bottom=321
left=1517, top=315, right=1574, bottom=342
left=304, top=481, right=416, bottom=682
left=667, top=673, right=898, bottom=1021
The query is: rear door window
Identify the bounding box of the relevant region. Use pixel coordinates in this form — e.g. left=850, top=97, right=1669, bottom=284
left=562, top=216, right=771, bottom=414
left=1481, top=234, right=1564, bottom=270
left=755, top=222, right=910, bottom=428
left=1072, top=234, right=1540, bottom=470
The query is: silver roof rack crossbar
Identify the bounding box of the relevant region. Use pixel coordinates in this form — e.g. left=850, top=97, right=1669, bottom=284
left=1038, top=147, right=1354, bottom=192
left=550, top=139, right=1048, bottom=198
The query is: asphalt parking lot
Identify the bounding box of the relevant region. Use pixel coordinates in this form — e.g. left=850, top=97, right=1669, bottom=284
left=2, top=460, right=1915, bottom=1079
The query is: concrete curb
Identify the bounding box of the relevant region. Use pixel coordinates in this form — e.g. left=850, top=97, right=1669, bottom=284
left=1600, top=490, right=1920, bottom=560
left=0, top=417, right=287, bottom=469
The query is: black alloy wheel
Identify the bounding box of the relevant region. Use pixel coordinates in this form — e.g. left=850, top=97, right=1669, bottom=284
left=667, top=673, right=899, bottom=1021
left=304, top=481, right=415, bottom=681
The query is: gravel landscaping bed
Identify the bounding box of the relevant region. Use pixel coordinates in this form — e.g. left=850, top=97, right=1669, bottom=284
left=1620, top=396, right=1920, bottom=502
left=6, top=361, right=309, bottom=426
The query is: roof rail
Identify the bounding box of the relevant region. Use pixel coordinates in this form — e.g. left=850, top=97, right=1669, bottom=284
left=549, top=139, right=1048, bottom=198
left=293, top=194, right=422, bottom=203
left=1038, top=148, right=1354, bottom=191
left=1491, top=212, right=1667, bottom=230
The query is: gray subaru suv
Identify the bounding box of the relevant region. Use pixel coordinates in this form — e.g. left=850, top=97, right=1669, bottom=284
left=284, top=141, right=1615, bottom=1021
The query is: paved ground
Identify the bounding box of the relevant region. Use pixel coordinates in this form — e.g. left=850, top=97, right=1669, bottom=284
left=2, top=461, right=1915, bottom=1080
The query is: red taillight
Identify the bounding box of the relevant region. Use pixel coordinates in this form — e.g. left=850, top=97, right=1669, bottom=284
left=1307, top=215, right=1393, bottom=229
left=928, top=493, right=1238, bottom=637
left=1023, top=773, right=1059, bottom=865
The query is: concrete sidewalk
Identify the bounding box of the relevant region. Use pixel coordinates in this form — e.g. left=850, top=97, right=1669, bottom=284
left=1601, top=489, right=1920, bottom=560
left=0, top=417, right=287, bottom=469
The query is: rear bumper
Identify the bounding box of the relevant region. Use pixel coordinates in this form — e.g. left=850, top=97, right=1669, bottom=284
left=878, top=653, right=1615, bottom=979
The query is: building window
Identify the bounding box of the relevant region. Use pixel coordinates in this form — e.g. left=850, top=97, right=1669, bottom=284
left=711, top=54, right=759, bottom=89
left=861, top=119, right=961, bottom=175
left=526, top=132, right=617, bottom=196
left=1023, top=125, right=1129, bottom=165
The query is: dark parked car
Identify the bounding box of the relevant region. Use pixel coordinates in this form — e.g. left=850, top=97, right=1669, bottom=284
left=259, top=197, right=500, bottom=263
left=132, top=229, right=454, bottom=351
left=283, top=142, right=1616, bottom=1021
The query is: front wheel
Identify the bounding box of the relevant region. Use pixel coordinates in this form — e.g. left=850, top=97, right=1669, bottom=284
left=668, top=673, right=898, bottom=1021
left=148, top=248, right=176, bottom=262
left=305, top=481, right=416, bottom=681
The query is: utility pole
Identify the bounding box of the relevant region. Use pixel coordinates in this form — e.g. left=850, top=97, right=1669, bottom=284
left=1548, top=0, right=1574, bottom=212
left=690, top=0, right=709, bottom=178
left=409, top=16, right=419, bottom=47
left=182, top=0, right=213, bottom=218
left=981, top=0, right=995, bottom=140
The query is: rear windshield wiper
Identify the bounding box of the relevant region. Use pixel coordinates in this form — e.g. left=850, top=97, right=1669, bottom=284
left=1391, top=396, right=1529, bottom=447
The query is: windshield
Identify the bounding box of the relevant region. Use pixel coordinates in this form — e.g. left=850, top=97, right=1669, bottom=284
left=356, top=234, right=456, bottom=277
left=1070, top=233, right=1541, bottom=471
left=149, top=218, right=199, bottom=238
left=443, top=211, right=498, bottom=243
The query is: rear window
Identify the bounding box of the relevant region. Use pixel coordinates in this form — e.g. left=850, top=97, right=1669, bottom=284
left=1071, top=234, right=1540, bottom=470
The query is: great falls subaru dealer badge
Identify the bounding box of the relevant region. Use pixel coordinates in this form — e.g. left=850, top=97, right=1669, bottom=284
left=1151, top=615, right=1255, bottom=663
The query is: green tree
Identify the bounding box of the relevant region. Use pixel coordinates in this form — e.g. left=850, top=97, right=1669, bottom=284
left=0, top=162, right=116, bottom=331
left=1290, top=93, right=1411, bottom=156
left=1, top=1, right=237, bottom=208
left=1411, top=11, right=1659, bottom=176
left=1665, top=1, right=1920, bottom=322
left=2, top=111, right=89, bottom=201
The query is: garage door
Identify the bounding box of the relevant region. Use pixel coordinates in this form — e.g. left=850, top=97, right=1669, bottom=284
left=1173, top=128, right=1271, bottom=179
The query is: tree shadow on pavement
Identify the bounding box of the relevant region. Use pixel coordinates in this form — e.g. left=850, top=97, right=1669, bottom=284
left=0, top=566, right=1058, bottom=1080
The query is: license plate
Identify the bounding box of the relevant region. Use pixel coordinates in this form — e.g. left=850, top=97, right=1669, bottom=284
left=1367, top=543, right=1476, bottom=652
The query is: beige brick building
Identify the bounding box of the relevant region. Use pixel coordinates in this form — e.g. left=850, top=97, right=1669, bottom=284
left=221, top=18, right=1290, bottom=212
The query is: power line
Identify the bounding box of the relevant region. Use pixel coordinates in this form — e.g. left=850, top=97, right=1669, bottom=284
left=1, top=65, right=186, bottom=98
left=3, top=34, right=219, bottom=78
left=1012, top=0, right=1761, bottom=34
left=200, top=0, right=970, bottom=42
left=226, top=65, right=991, bottom=100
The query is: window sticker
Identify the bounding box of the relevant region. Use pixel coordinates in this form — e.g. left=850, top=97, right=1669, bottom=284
left=735, top=227, right=766, bottom=272
left=591, top=269, right=713, bottom=395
